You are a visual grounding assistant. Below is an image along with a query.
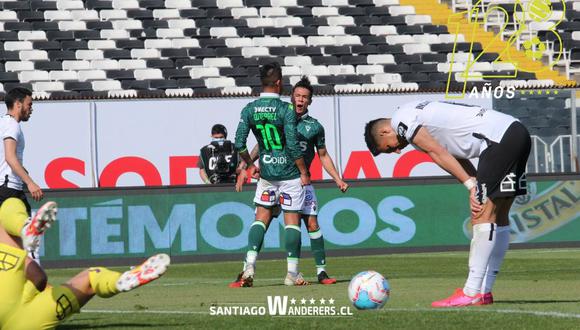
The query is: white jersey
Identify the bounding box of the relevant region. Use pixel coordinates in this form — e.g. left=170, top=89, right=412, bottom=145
left=391, top=100, right=517, bottom=159
left=0, top=115, right=25, bottom=190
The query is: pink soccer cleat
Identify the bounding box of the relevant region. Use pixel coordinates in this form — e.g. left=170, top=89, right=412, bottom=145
left=431, top=288, right=482, bottom=308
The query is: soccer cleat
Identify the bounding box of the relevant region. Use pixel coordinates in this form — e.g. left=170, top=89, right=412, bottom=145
left=474, top=292, right=494, bottom=305
left=284, top=272, right=309, bottom=286
left=431, top=288, right=482, bottom=308
left=317, top=271, right=337, bottom=285
left=21, top=201, right=58, bottom=252
left=229, top=271, right=253, bottom=288
left=116, top=254, right=170, bottom=292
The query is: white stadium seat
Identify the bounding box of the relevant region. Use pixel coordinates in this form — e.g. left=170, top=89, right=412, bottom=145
left=372, top=73, right=402, bottom=84
left=241, top=47, right=269, bottom=57
left=413, top=34, right=440, bottom=44
left=144, top=39, right=172, bottom=49
left=370, top=25, right=397, bottom=35
left=252, top=37, right=281, bottom=47
left=19, top=50, right=49, bottom=61
left=44, top=10, right=73, bottom=21
left=33, top=81, right=65, bottom=92
left=118, top=59, right=147, bottom=69
left=279, top=36, right=306, bottom=47
left=75, top=50, right=104, bottom=60
left=386, top=35, right=414, bottom=44
left=156, top=28, right=185, bottom=39
left=373, top=0, right=399, bottom=5
left=19, top=71, right=50, bottom=83
left=260, top=7, right=287, bottom=17
left=335, top=35, right=361, bottom=46
left=270, top=0, right=298, bottom=7
left=4, top=41, right=33, bottom=51
left=134, top=69, right=163, bottom=80
left=5, top=61, right=35, bottom=72
left=168, top=19, right=196, bottom=29
left=312, top=7, right=339, bottom=17
left=274, top=17, right=302, bottom=27
left=389, top=5, right=415, bottom=16
left=112, top=0, right=139, bottom=9
left=217, top=0, right=244, bottom=9
left=62, top=60, right=91, bottom=71
left=153, top=9, right=181, bottom=20
left=438, top=34, right=465, bottom=43
left=131, top=49, right=161, bottom=59
left=18, top=31, right=46, bottom=41
left=403, top=44, right=431, bottom=55
left=56, top=0, right=84, bottom=10
left=70, top=10, right=100, bottom=21
left=90, top=59, right=120, bottom=70
left=99, top=10, right=128, bottom=20
left=164, top=0, right=193, bottom=9
left=284, top=56, right=312, bottom=67
left=203, top=58, right=232, bottom=68
left=327, top=16, right=355, bottom=26
left=318, top=26, right=345, bottom=36
left=231, top=8, right=259, bottom=19
left=58, top=21, right=87, bottom=31
left=301, top=65, right=331, bottom=76
left=247, top=18, right=275, bottom=28
left=0, top=11, right=18, bottom=22
left=78, top=70, right=107, bottom=81
left=356, top=65, right=384, bottom=75
left=405, top=15, right=431, bottom=25
left=322, top=0, right=349, bottom=6
left=225, top=38, right=253, bottom=48
left=172, top=38, right=200, bottom=48
left=100, top=29, right=130, bottom=40
left=189, top=67, right=220, bottom=79
left=112, top=20, right=143, bottom=30
left=88, top=40, right=117, bottom=50
left=92, top=80, right=122, bottom=91
left=328, top=65, right=355, bottom=75
left=367, top=54, right=396, bottom=65
left=307, top=36, right=335, bottom=47
left=210, top=27, right=238, bottom=38
left=205, top=77, right=236, bottom=88
left=282, top=66, right=302, bottom=76
left=49, top=71, right=79, bottom=81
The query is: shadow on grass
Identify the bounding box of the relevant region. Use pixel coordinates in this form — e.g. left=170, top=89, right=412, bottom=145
left=495, top=299, right=580, bottom=304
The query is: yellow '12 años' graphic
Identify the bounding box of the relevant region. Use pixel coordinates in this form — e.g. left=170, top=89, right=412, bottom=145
left=446, top=0, right=566, bottom=98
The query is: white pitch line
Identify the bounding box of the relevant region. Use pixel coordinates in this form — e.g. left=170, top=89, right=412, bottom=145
left=82, top=308, right=580, bottom=319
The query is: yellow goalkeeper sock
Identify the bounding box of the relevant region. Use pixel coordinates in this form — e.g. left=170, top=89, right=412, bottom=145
left=0, top=198, right=29, bottom=236
left=88, top=267, right=121, bottom=298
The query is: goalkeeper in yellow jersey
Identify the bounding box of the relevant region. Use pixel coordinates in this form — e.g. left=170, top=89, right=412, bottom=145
left=0, top=198, right=170, bottom=330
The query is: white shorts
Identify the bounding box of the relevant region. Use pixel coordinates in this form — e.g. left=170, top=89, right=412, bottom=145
left=253, top=178, right=305, bottom=212
left=302, top=185, right=318, bottom=216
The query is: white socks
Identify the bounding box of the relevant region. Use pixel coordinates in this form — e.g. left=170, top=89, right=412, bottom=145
left=288, top=259, right=298, bottom=275
left=481, top=225, right=510, bottom=293
left=463, top=223, right=497, bottom=297
left=245, top=251, right=257, bottom=269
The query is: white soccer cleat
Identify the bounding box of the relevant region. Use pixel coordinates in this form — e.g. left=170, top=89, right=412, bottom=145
left=21, top=201, right=58, bottom=253
left=116, top=253, right=171, bottom=292
left=284, top=272, right=309, bottom=286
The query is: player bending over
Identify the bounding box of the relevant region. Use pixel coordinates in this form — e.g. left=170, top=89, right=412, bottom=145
left=364, top=100, right=530, bottom=307
left=235, top=77, right=349, bottom=285
left=0, top=198, right=170, bottom=329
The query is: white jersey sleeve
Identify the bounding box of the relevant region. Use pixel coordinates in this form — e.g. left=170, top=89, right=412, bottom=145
left=2, top=118, right=21, bottom=142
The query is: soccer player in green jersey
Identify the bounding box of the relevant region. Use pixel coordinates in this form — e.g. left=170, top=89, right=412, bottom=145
left=230, top=62, right=311, bottom=287
left=235, top=77, right=349, bottom=284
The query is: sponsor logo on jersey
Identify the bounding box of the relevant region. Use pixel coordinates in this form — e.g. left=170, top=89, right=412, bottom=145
left=254, top=106, right=276, bottom=113
left=0, top=252, right=20, bottom=271
left=263, top=154, right=287, bottom=164
left=279, top=193, right=292, bottom=206
left=397, top=123, right=408, bottom=138
left=500, top=173, right=517, bottom=192
left=261, top=190, right=276, bottom=203
left=56, top=294, right=74, bottom=320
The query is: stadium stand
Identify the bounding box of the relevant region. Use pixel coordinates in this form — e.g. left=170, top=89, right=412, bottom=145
left=0, top=0, right=577, bottom=98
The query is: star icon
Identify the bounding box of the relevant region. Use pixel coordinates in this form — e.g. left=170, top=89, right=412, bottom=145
left=301, top=298, right=307, bottom=305
left=309, top=298, right=316, bottom=305
left=319, top=298, right=326, bottom=305
left=328, top=298, right=335, bottom=305
left=290, top=298, right=296, bottom=305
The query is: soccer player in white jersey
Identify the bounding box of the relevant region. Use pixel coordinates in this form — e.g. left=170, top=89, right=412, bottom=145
left=0, top=87, right=44, bottom=215
left=364, top=100, right=531, bottom=307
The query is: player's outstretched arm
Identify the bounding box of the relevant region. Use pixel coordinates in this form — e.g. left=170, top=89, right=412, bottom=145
left=318, top=147, right=348, bottom=192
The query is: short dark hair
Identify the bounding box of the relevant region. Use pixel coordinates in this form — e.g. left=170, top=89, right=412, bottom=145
left=260, top=62, right=282, bottom=87
left=5, top=87, right=32, bottom=109
left=364, top=118, right=386, bottom=157
left=211, top=124, right=227, bottom=138
left=292, top=76, right=313, bottom=98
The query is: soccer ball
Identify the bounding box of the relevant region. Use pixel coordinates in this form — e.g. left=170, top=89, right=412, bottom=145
left=347, top=270, right=390, bottom=310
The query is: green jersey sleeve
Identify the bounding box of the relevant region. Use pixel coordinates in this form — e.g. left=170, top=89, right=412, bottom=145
left=315, top=124, right=326, bottom=150
left=283, top=104, right=302, bottom=161
left=234, top=106, right=251, bottom=153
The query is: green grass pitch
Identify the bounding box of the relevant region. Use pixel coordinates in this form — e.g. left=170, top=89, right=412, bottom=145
left=50, top=248, right=580, bottom=329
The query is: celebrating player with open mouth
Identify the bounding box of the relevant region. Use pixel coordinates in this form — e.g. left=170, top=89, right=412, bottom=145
left=365, top=100, right=531, bottom=307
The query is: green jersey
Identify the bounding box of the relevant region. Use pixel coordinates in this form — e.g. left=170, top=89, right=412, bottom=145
left=234, top=93, right=303, bottom=181
left=296, top=114, right=325, bottom=169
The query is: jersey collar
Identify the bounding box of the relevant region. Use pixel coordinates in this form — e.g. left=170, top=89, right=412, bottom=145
left=299, top=113, right=310, bottom=121
left=260, top=93, right=280, bottom=99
